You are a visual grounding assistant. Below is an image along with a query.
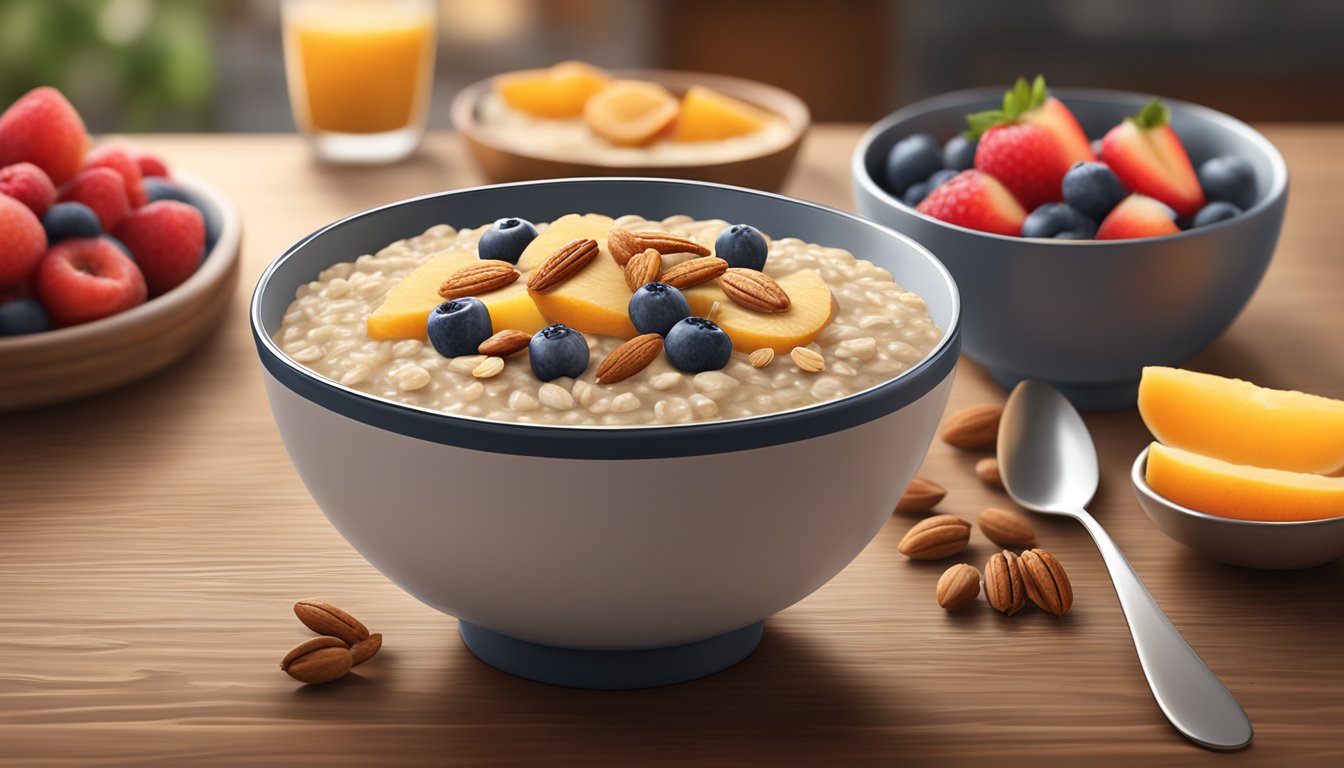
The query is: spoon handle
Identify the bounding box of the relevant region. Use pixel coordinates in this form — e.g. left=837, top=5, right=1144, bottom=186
left=1071, top=509, right=1253, bottom=751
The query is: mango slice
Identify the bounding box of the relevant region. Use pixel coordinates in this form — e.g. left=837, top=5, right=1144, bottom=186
left=1138, top=366, right=1344, bottom=475
left=683, top=269, right=834, bottom=353
left=367, top=251, right=547, bottom=340
left=674, top=85, right=774, bottom=142
left=493, top=61, right=612, bottom=119
left=1146, top=443, right=1344, bottom=522
left=519, top=213, right=637, bottom=339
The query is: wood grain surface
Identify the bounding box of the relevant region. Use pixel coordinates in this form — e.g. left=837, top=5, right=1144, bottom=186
left=2, top=127, right=1342, bottom=767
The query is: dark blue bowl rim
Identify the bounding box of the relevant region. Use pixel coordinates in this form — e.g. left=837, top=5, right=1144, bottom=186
left=250, top=177, right=961, bottom=461
left=851, top=86, right=1290, bottom=246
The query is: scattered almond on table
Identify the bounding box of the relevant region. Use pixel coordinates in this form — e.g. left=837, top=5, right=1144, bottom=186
left=936, top=563, right=981, bottom=610
left=975, top=457, right=1003, bottom=489
left=897, top=514, right=972, bottom=560
left=977, top=507, right=1036, bottom=548
left=896, top=476, right=946, bottom=513
left=283, top=600, right=383, bottom=684
left=940, top=404, right=1003, bottom=450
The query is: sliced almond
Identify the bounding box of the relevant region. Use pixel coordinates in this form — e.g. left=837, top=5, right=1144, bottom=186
left=527, top=238, right=599, bottom=292
left=479, top=329, right=531, bottom=357
left=624, top=248, right=662, bottom=292
left=790, top=346, right=825, bottom=373
left=660, top=256, right=728, bottom=290
left=595, top=333, right=664, bottom=384
left=437, top=260, right=519, bottom=300
left=720, top=268, right=791, bottom=313
left=748, top=348, right=775, bottom=369
left=472, top=356, right=505, bottom=378
left=896, top=476, right=946, bottom=513
left=940, top=404, right=1003, bottom=450
left=608, top=228, right=709, bottom=266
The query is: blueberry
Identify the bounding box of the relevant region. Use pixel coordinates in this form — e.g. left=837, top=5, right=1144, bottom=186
left=664, top=317, right=733, bottom=373
left=42, top=202, right=101, bottom=243
left=1198, top=155, right=1256, bottom=210
left=1061, top=162, right=1128, bottom=221
left=928, top=169, right=958, bottom=189
left=528, top=323, right=589, bottom=381
left=883, top=132, right=943, bottom=196
left=176, top=187, right=222, bottom=256
left=714, top=224, right=768, bottom=270
left=628, top=281, right=691, bottom=337
left=478, top=217, right=538, bottom=265
left=901, top=181, right=931, bottom=207
left=144, top=177, right=192, bottom=204
left=0, top=298, right=50, bottom=336
left=1022, top=203, right=1096, bottom=239
left=1193, top=201, right=1242, bottom=227
left=943, top=134, right=978, bottom=171
left=426, top=297, right=492, bottom=357
left=103, top=235, right=134, bottom=260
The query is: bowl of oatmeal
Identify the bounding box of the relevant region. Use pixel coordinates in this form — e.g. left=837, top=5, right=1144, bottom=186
left=851, top=87, right=1287, bottom=410
left=451, top=64, right=809, bottom=191
left=251, top=178, right=958, bottom=689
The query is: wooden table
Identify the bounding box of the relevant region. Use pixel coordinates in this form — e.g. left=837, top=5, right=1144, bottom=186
left=3, top=127, right=1342, bottom=767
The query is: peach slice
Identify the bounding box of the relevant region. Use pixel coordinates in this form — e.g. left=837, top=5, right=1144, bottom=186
left=1138, top=366, right=1344, bottom=474
left=493, top=61, right=612, bottom=119
left=583, top=80, right=680, bottom=147
left=367, top=250, right=547, bottom=341
left=1146, top=442, right=1344, bottom=522
left=683, top=269, right=834, bottom=353
left=673, top=85, right=774, bottom=142
left=518, top=213, right=637, bottom=339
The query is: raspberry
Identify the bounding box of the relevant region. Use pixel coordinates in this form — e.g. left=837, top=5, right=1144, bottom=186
left=34, top=238, right=146, bottom=327
left=0, top=162, right=57, bottom=218
left=86, top=142, right=147, bottom=207
left=113, top=200, right=204, bottom=296
left=58, top=167, right=130, bottom=231
left=0, top=87, right=90, bottom=186
left=135, top=151, right=170, bottom=179
left=0, top=193, right=47, bottom=288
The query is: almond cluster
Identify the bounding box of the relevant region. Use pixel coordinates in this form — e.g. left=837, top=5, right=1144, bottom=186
left=280, top=599, right=383, bottom=684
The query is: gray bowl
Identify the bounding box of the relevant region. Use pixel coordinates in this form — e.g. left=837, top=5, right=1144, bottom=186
left=852, top=88, right=1288, bottom=410
left=1132, top=447, right=1344, bottom=569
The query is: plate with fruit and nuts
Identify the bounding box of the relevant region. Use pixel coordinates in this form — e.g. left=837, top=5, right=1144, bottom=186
left=0, top=87, right=242, bottom=412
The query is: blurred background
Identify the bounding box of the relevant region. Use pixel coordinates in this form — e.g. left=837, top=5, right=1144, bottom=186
left=2, top=0, right=1342, bottom=133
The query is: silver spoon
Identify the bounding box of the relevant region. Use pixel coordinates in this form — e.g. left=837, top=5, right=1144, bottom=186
left=997, top=380, right=1253, bottom=751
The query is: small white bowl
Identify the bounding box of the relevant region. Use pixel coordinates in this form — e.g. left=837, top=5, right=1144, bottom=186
left=1132, top=446, right=1344, bottom=569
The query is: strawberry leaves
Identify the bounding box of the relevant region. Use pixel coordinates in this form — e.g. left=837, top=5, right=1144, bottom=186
left=964, top=75, right=1049, bottom=139
left=1128, top=98, right=1171, bottom=130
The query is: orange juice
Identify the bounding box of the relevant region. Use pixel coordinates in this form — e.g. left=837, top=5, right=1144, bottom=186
left=284, top=0, right=435, bottom=136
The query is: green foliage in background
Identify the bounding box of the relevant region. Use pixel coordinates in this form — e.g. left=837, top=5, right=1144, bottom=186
left=0, top=0, right=215, bottom=132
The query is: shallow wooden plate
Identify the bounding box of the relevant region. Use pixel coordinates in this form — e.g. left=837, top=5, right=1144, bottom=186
left=0, top=174, right=242, bottom=412
left=451, top=69, right=810, bottom=192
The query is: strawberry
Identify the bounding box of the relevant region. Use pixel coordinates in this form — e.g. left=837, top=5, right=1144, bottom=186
left=1100, top=99, right=1205, bottom=218
left=916, top=169, right=1027, bottom=236
left=113, top=201, right=204, bottom=296
left=85, top=142, right=147, bottom=207
left=1095, top=194, right=1180, bottom=240
left=967, top=76, right=1095, bottom=210
left=35, top=238, right=146, bottom=327
left=0, top=194, right=47, bottom=288
left=0, top=162, right=57, bottom=218
left=58, top=167, right=130, bottom=231
left=0, top=87, right=91, bottom=186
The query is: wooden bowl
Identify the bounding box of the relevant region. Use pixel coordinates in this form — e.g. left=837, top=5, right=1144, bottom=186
left=451, top=69, right=810, bottom=191
left=0, top=174, right=242, bottom=412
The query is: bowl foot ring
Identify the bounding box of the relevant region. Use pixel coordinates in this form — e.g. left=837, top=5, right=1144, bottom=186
left=458, top=620, right=764, bottom=689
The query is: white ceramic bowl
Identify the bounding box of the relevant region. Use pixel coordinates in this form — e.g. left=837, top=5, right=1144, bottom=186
left=251, top=178, right=960, bottom=688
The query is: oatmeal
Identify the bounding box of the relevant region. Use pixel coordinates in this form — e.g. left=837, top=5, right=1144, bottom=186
left=275, top=214, right=942, bottom=426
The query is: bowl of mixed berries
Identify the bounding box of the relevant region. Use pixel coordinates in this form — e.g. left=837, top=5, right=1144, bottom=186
left=0, top=87, right=240, bottom=411
left=851, top=76, right=1287, bottom=410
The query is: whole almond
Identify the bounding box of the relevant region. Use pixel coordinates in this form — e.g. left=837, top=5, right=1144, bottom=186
left=595, top=333, right=664, bottom=384
left=977, top=507, right=1036, bottom=548
left=661, top=256, right=728, bottom=289
left=940, top=404, right=1003, bottom=450
left=479, top=329, right=531, bottom=357
left=897, top=514, right=972, bottom=560
left=351, top=633, right=383, bottom=667
left=527, top=238, right=599, bottom=292
left=790, top=346, right=825, bottom=373
left=976, top=457, right=1004, bottom=489
left=748, top=348, right=775, bottom=368
left=720, top=268, right=791, bottom=313
left=1020, top=548, right=1073, bottom=616
left=985, top=550, right=1027, bottom=615
left=936, top=563, right=981, bottom=610
left=624, top=248, right=662, bottom=292
left=896, top=476, right=946, bottom=513
left=294, top=599, right=369, bottom=645
left=608, top=228, right=709, bottom=266
left=437, top=260, right=519, bottom=300
left=281, top=636, right=352, bottom=684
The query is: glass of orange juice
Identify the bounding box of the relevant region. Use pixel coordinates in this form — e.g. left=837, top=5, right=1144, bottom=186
left=283, top=0, right=437, bottom=163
